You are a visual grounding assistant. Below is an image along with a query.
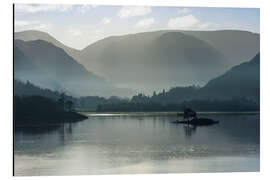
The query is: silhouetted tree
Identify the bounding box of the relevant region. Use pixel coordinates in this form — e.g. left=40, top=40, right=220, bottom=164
left=58, top=93, right=66, bottom=110
left=14, top=95, right=87, bottom=127
left=65, top=100, right=74, bottom=112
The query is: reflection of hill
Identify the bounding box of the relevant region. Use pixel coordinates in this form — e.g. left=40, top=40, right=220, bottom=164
left=215, top=114, right=260, bottom=144
left=14, top=123, right=78, bottom=154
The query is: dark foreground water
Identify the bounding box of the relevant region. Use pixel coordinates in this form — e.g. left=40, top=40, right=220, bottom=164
left=14, top=113, right=260, bottom=176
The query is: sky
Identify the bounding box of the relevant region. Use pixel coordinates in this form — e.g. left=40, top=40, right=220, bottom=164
left=15, top=4, right=260, bottom=50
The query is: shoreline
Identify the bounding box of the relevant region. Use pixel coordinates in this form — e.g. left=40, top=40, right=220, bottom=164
left=82, top=111, right=260, bottom=117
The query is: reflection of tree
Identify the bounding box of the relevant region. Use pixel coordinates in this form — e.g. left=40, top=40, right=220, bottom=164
left=58, top=123, right=76, bottom=145
left=183, top=125, right=197, bottom=137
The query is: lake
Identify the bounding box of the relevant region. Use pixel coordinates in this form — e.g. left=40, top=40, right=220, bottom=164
left=14, top=112, right=260, bottom=176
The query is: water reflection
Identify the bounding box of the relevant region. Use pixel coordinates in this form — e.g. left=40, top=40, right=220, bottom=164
left=14, top=113, right=260, bottom=175
left=183, top=125, right=197, bottom=137
left=15, top=122, right=78, bottom=135
left=15, top=125, right=61, bottom=135
left=14, top=122, right=79, bottom=154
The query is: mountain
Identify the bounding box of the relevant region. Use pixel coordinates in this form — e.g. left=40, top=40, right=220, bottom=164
left=14, top=43, right=62, bottom=90
left=15, top=30, right=259, bottom=67
left=201, top=53, right=260, bottom=102
left=127, top=53, right=260, bottom=104
left=15, top=30, right=259, bottom=94
left=14, top=39, right=132, bottom=97
left=79, top=30, right=259, bottom=93
left=181, top=30, right=260, bottom=65
left=15, top=30, right=81, bottom=61
left=80, top=31, right=230, bottom=93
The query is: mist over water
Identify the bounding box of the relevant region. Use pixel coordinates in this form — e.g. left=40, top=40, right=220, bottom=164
left=14, top=113, right=259, bottom=175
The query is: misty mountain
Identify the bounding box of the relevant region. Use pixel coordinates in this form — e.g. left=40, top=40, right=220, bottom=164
left=201, top=53, right=260, bottom=102
left=129, top=53, right=260, bottom=105
left=14, top=51, right=260, bottom=109
left=79, top=30, right=259, bottom=93
left=14, top=43, right=61, bottom=89
left=181, top=30, right=259, bottom=65
left=15, top=30, right=259, bottom=94
left=15, top=30, right=259, bottom=68
left=80, top=31, right=230, bottom=93
left=14, top=39, right=132, bottom=97
left=15, top=30, right=81, bottom=62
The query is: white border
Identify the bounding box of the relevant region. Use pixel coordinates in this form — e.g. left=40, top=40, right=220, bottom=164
left=1, top=0, right=269, bottom=180
left=11, top=0, right=262, bottom=8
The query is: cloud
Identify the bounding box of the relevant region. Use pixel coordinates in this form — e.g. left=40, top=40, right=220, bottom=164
left=168, top=15, right=199, bottom=29
left=15, top=4, right=73, bottom=13
left=135, top=18, right=155, bottom=29
left=15, top=4, right=102, bottom=14
left=68, top=28, right=82, bottom=36
left=198, top=22, right=212, bottom=30
left=177, top=8, right=190, bottom=14
left=168, top=14, right=218, bottom=31
left=77, top=5, right=91, bottom=14
left=91, top=4, right=100, bottom=8
left=118, top=6, right=152, bottom=18
left=102, top=17, right=112, bottom=24
left=32, top=23, right=52, bottom=30
left=15, top=20, right=38, bottom=26
left=15, top=20, right=51, bottom=30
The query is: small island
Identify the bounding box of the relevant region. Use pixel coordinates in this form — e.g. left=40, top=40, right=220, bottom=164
left=172, top=108, right=219, bottom=126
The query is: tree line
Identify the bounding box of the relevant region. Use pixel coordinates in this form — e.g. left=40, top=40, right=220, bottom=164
left=14, top=80, right=259, bottom=112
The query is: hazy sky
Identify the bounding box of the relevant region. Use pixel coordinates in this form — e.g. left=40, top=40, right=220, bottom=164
left=15, top=4, right=260, bottom=50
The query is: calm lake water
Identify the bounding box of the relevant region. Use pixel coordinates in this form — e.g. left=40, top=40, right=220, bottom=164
left=14, top=113, right=260, bottom=176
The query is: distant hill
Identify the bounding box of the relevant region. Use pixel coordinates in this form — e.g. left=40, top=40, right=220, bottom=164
left=80, top=31, right=230, bottom=92
left=79, top=30, right=259, bottom=93
left=14, top=42, right=62, bottom=90
left=128, top=53, right=260, bottom=105
left=14, top=39, right=133, bottom=97
left=15, top=30, right=81, bottom=61
left=181, top=30, right=259, bottom=65
left=15, top=30, right=259, bottom=94
left=201, top=53, right=260, bottom=102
